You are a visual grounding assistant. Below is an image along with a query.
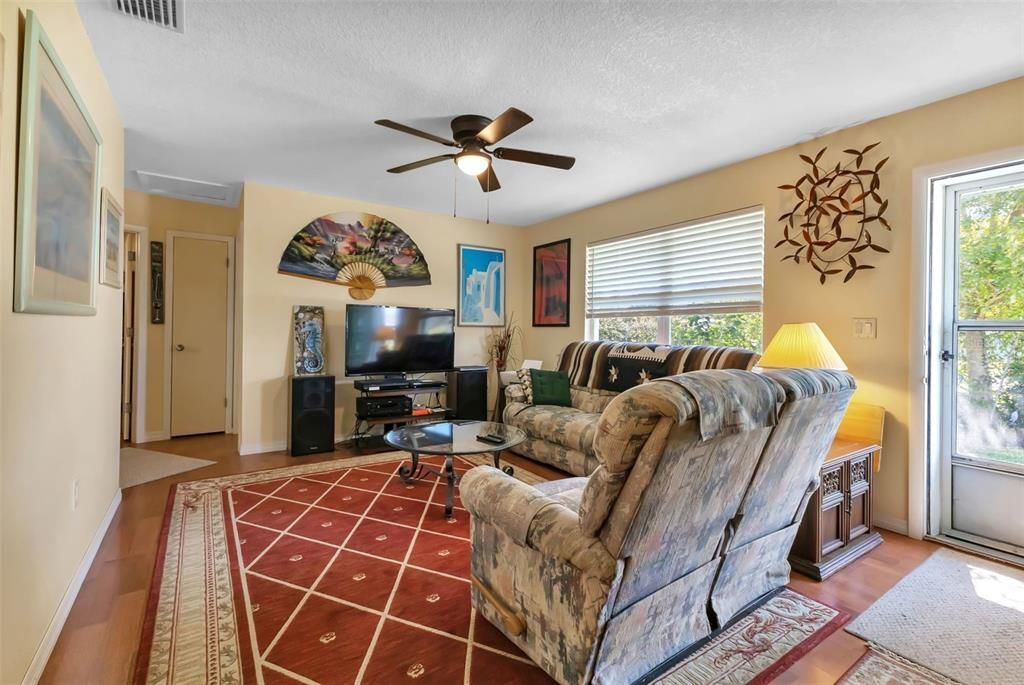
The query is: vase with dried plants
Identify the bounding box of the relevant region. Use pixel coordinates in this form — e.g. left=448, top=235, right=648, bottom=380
left=487, top=313, right=522, bottom=373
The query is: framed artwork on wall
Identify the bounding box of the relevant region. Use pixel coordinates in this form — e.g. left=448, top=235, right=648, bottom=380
left=99, top=189, right=124, bottom=288
left=15, top=11, right=103, bottom=315
left=532, top=238, right=571, bottom=326
left=457, top=244, right=506, bottom=326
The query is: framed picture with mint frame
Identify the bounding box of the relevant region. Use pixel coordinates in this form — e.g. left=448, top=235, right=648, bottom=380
left=15, top=10, right=103, bottom=315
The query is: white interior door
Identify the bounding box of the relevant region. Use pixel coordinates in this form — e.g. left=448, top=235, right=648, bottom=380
left=938, top=170, right=1024, bottom=557
left=170, top=236, right=230, bottom=436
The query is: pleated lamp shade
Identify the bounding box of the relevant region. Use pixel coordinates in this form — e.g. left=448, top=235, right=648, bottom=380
left=758, top=322, right=847, bottom=370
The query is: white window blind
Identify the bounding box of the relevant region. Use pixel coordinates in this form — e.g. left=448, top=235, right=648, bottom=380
left=585, top=207, right=764, bottom=319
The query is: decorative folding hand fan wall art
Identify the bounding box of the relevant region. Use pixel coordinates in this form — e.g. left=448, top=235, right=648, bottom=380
left=277, top=212, right=431, bottom=299
left=775, top=142, right=891, bottom=284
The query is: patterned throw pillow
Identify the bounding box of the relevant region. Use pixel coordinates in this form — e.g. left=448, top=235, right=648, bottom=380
left=516, top=368, right=535, bottom=404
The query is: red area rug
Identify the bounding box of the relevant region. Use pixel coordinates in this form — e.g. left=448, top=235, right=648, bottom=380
left=134, top=452, right=847, bottom=685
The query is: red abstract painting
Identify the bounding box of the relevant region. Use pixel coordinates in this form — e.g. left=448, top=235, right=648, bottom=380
left=532, top=239, right=570, bottom=326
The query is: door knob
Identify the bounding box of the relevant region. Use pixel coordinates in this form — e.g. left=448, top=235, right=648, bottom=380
left=175, top=344, right=185, bottom=351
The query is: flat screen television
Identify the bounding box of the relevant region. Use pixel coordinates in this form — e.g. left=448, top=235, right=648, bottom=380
left=344, top=304, right=456, bottom=376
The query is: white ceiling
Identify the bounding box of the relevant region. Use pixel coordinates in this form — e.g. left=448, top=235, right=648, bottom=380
left=78, top=0, right=1024, bottom=225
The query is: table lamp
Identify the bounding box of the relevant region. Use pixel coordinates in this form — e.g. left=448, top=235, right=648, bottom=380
left=757, top=322, right=847, bottom=370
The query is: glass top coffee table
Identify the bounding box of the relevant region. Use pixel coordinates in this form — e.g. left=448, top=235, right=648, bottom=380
left=384, top=420, right=526, bottom=518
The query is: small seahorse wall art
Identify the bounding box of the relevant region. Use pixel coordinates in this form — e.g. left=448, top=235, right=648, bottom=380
left=292, top=305, right=326, bottom=376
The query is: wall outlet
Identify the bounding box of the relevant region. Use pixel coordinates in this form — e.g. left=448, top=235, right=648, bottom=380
left=72, top=479, right=80, bottom=511
left=853, top=317, right=877, bottom=339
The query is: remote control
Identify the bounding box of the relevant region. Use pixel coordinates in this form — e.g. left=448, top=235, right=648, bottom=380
left=476, top=433, right=505, bottom=445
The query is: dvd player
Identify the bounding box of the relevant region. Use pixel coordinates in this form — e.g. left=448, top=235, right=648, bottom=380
left=354, top=378, right=412, bottom=392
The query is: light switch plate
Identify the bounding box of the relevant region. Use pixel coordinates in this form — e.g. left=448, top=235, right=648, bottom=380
left=853, top=317, right=877, bottom=339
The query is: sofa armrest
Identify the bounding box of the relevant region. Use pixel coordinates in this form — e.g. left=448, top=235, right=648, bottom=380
left=505, top=382, right=528, bottom=404
left=461, top=466, right=616, bottom=580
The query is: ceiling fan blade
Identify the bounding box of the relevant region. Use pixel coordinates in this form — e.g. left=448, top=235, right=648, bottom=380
left=375, top=119, right=457, bottom=147
left=493, top=147, right=575, bottom=170
left=477, top=108, right=533, bottom=145
left=386, top=154, right=455, bottom=173
left=478, top=167, right=501, bottom=192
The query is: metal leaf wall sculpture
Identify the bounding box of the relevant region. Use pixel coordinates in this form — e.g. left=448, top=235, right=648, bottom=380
left=776, top=142, right=891, bottom=284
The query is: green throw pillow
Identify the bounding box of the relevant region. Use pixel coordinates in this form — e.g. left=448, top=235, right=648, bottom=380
left=529, top=369, right=572, bottom=407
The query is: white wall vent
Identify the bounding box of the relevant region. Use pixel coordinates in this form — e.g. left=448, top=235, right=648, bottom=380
left=114, top=0, right=184, bottom=33
left=133, top=171, right=242, bottom=208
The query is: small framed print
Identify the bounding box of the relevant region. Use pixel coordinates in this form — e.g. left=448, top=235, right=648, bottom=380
left=99, top=188, right=124, bottom=288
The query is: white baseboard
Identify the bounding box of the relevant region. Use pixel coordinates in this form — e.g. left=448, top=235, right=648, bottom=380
left=138, top=430, right=170, bottom=444
left=874, top=513, right=909, bottom=536
left=239, top=439, right=287, bottom=456
left=239, top=433, right=353, bottom=457
left=22, top=488, right=123, bottom=685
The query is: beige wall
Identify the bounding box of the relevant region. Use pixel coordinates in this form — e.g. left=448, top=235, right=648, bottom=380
left=123, top=191, right=241, bottom=437
left=0, top=3, right=124, bottom=682
left=520, top=77, right=1024, bottom=532
left=239, top=183, right=525, bottom=454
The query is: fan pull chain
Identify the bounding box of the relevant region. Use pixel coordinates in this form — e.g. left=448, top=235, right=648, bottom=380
left=486, top=167, right=491, bottom=224
left=452, top=164, right=458, bottom=218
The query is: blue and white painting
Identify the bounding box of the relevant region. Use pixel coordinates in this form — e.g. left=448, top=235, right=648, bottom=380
left=15, top=12, right=102, bottom=315
left=458, top=244, right=505, bottom=326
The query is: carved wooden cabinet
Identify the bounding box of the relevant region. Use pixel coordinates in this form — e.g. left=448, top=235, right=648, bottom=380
left=789, top=437, right=884, bottom=580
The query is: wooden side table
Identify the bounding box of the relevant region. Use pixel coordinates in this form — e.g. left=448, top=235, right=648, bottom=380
left=789, top=403, right=886, bottom=581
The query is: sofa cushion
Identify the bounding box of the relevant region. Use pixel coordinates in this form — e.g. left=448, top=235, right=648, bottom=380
left=570, top=386, right=618, bottom=414
left=530, top=369, right=572, bottom=407
left=507, top=404, right=601, bottom=456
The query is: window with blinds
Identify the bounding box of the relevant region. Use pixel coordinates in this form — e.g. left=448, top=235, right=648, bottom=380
left=585, top=207, right=765, bottom=320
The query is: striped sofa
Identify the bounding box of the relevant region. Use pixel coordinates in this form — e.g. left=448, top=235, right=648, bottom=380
left=504, top=341, right=760, bottom=476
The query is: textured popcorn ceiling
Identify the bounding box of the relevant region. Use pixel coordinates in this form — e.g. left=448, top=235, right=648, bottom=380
left=78, top=0, right=1024, bottom=224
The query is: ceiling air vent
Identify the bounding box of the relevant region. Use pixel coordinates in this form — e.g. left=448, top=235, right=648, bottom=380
left=133, top=171, right=241, bottom=208
left=114, top=0, right=184, bottom=33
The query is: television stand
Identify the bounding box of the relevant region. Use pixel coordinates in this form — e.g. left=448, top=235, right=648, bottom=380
left=352, top=381, right=449, bottom=450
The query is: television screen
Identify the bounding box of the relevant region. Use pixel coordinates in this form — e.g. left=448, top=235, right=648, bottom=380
left=344, top=304, right=455, bottom=376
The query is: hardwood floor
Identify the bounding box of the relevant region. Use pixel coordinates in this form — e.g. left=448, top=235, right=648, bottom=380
left=41, top=434, right=938, bottom=684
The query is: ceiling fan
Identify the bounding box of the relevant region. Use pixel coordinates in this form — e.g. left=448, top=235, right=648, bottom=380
left=374, top=107, right=575, bottom=192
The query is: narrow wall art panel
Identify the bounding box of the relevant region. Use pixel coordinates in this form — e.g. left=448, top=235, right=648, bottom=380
left=277, top=212, right=431, bottom=300
left=292, top=305, right=325, bottom=376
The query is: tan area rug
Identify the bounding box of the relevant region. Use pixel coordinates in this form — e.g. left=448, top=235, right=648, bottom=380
left=845, top=548, right=1024, bottom=684
left=839, top=645, right=961, bottom=684
left=120, top=446, right=215, bottom=488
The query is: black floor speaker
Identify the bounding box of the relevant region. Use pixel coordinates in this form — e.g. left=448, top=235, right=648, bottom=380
left=446, top=367, right=488, bottom=421
left=289, top=375, right=335, bottom=456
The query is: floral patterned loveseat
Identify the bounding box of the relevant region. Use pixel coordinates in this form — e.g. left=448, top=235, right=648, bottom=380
left=465, top=367, right=856, bottom=685
left=503, top=341, right=761, bottom=476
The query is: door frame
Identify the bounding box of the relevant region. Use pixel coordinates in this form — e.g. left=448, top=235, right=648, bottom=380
left=163, top=230, right=236, bottom=436
left=909, top=146, right=1024, bottom=544
left=124, top=224, right=149, bottom=443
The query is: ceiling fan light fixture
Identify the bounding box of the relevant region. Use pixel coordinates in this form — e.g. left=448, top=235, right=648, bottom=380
left=455, top=147, right=491, bottom=176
